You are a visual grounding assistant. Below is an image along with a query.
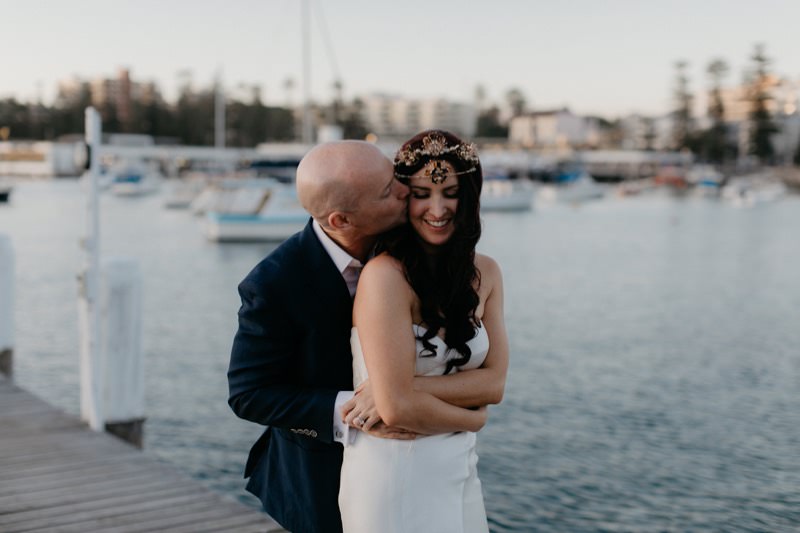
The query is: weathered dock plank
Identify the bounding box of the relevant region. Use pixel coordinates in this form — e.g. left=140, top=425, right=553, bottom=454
left=0, top=377, right=278, bottom=532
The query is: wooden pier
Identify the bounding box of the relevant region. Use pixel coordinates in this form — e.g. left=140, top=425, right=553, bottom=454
left=0, top=376, right=281, bottom=532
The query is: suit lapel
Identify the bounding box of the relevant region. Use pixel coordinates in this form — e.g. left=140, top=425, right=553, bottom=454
left=298, top=220, right=353, bottom=303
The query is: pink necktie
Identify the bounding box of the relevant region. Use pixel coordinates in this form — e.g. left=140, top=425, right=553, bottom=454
left=344, top=263, right=362, bottom=297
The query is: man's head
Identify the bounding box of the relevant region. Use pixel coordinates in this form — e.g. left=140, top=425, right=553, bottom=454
left=297, top=141, right=409, bottom=256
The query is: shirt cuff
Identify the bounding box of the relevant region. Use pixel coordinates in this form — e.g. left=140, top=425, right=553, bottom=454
left=333, top=390, right=356, bottom=446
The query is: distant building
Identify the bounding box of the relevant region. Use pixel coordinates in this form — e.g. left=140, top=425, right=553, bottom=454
left=508, top=109, right=599, bottom=149
left=55, top=77, right=90, bottom=107
left=360, top=94, right=477, bottom=139
left=416, top=99, right=477, bottom=139
left=618, top=114, right=672, bottom=151
left=57, top=69, right=163, bottom=131
left=0, top=141, right=83, bottom=177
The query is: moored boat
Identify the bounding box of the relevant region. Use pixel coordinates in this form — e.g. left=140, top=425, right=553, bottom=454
left=203, top=178, right=308, bottom=242
left=163, top=179, right=207, bottom=209
left=537, top=171, right=606, bottom=204
left=481, top=170, right=534, bottom=212
left=110, top=161, right=162, bottom=196
left=687, top=165, right=726, bottom=197
left=721, top=175, right=787, bottom=207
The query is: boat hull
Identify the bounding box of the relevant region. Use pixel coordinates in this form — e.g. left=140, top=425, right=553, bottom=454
left=205, top=213, right=307, bottom=242
left=480, top=180, right=534, bottom=212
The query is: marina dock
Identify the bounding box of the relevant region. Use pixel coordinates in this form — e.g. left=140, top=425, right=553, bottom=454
left=0, top=376, right=280, bottom=533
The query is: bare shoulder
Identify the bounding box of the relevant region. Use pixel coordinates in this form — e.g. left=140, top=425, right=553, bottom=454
left=475, top=253, right=503, bottom=287
left=359, top=253, right=409, bottom=294
left=362, top=252, right=404, bottom=279
left=355, top=253, right=413, bottom=313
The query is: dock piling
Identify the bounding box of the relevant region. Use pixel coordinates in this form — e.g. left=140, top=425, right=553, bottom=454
left=100, top=256, right=145, bottom=448
left=0, top=233, right=13, bottom=378
left=78, top=108, right=146, bottom=448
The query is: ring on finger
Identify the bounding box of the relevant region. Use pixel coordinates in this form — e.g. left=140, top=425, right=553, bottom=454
left=354, top=416, right=366, bottom=426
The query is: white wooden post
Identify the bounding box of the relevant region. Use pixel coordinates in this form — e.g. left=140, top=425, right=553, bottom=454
left=78, top=107, right=146, bottom=447
left=100, top=257, right=145, bottom=447
left=78, top=107, right=103, bottom=431
left=0, top=234, right=13, bottom=378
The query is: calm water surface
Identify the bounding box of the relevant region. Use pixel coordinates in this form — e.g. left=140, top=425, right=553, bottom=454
left=1, top=180, right=799, bottom=532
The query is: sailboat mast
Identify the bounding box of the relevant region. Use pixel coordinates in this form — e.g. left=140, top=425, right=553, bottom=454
left=301, top=0, right=313, bottom=144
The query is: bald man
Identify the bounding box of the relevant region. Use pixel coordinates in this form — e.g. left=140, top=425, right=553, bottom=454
left=228, top=141, right=409, bottom=533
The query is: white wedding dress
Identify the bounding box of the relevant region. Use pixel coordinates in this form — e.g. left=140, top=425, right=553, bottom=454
left=339, top=324, right=490, bottom=533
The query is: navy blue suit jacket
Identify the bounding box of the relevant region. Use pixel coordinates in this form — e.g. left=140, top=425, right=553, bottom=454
left=228, top=220, right=353, bottom=533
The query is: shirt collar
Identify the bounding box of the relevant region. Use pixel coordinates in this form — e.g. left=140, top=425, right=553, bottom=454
left=312, top=219, right=362, bottom=274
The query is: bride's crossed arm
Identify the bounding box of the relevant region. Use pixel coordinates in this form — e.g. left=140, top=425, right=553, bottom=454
left=413, top=254, right=508, bottom=408
left=344, top=254, right=508, bottom=432
left=351, top=254, right=487, bottom=435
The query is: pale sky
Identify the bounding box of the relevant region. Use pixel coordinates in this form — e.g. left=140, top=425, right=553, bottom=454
left=2, top=0, right=799, bottom=118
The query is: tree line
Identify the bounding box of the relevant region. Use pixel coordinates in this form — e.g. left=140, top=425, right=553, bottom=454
left=3, top=51, right=798, bottom=167
left=670, top=43, right=800, bottom=166
left=0, top=81, right=372, bottom=147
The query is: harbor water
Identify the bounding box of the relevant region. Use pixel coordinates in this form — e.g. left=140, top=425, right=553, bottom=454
left=1, top=180, right=799, bottom=532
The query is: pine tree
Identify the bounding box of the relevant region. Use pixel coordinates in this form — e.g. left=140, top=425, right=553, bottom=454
left=704, top=59, right=729, bottom=164
left=671, top=61, right=693, bottom=150
left=747, top=44, right=779, bottom=162
left=505, top=88, right=527, bottom=118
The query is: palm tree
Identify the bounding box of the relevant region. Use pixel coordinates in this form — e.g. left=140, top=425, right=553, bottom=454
left=505, top=88, right=527, bottom=118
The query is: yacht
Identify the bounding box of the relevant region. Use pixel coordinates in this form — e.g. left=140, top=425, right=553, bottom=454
left=110, top=161, right=162, bottom=196
left=480, top=171, right=534, bottom=212
left=203, top=178, right=308, bottom=242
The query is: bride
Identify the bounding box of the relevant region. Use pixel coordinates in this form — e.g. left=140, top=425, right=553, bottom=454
left=339, top=130, right=509, bottom=532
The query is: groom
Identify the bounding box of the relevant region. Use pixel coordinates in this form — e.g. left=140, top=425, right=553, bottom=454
left=228, top=141, right=410, bottom=533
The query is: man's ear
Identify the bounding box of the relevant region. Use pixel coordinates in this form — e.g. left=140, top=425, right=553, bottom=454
left=327, top=211, right=351, bottom=230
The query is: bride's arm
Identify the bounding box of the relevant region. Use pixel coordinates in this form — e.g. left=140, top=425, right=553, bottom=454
left=413, top=256, right=508, bottom=408
left=354, top=256, right=486, bottom=435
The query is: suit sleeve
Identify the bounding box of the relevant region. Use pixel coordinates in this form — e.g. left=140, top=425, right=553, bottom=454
left=227, top=272, right=338, bottom=443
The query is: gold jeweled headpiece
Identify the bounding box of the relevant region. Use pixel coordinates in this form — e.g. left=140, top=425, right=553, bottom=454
left=394, top=132, right=479, bottom=184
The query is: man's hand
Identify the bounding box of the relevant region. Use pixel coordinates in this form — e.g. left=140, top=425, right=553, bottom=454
left=341, top=380, right=381, bottom=430
left=362, top=421, right=418, bottom=440
left=341, top=380, right=418, bottom=440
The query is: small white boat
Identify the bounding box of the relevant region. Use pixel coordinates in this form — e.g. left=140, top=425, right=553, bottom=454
left=190, top=178, right=262, bottom=216
left=481, top=178, right=534, bottom=212
left=537, top=172, right=606, bottom=204
left=204, top=179, right=308, bottom=242
left=110, top=162, right=162, bottom=197
left=614, top=177, right=657, bottom=197
left=687, top=165, right=725, bottom=197
left=163, top=179, right=206, bottom=209
left=722, top=176, right=787, bottom=208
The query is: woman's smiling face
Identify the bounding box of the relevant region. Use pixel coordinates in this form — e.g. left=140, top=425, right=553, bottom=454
left=408, top=160, right=460, bottom=249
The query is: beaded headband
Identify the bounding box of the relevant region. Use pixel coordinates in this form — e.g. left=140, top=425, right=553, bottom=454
left=394, top=132, right=479, bottom=184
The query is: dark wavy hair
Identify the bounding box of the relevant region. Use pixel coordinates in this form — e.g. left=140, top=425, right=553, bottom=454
left=379, top=129, right=483, bottom=374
